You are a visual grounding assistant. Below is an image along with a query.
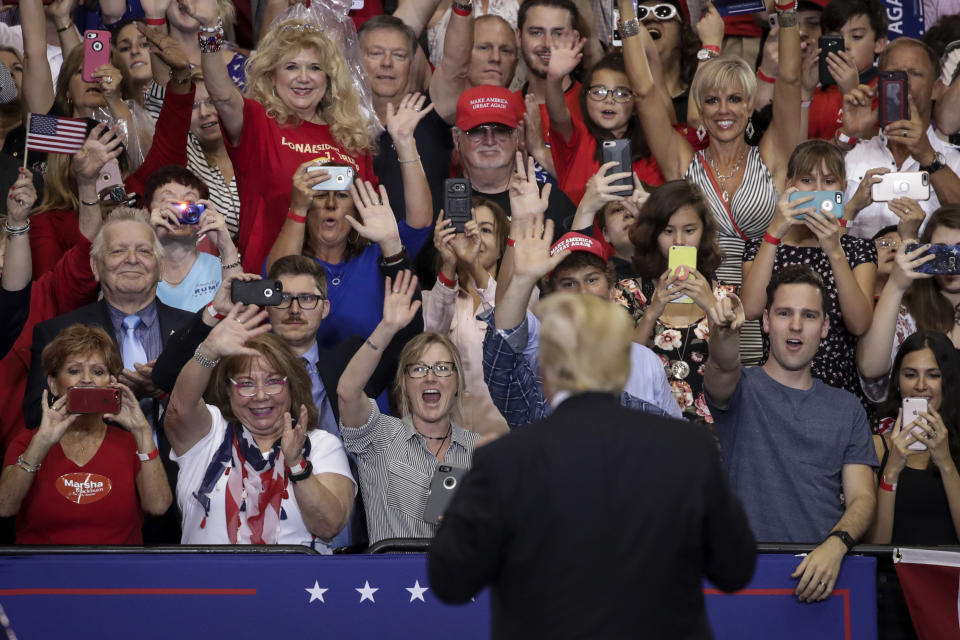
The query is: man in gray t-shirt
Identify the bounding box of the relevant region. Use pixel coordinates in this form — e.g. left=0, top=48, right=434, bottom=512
left=703, top=265, right=877, bottom=604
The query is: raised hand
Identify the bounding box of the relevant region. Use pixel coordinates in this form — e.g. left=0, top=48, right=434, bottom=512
left=200, top=303, right=271, bottom=360
left=44, top=0, right=75, bottom=24
left=888, top=197, right=925, bottom=241
left=509, top=152, right=551, bottom=222
left=36, top=389, right=78, bottom=446
left=547, top=36, right=584, bottom=81
left=72, top=123, right=125, bottom=182
left=579, top=161, right=633, bottom=216
left=208, top=272, right=262, bottom=321
left=138, top=23, right=191, bottom=72
left=140, top=0, right=173, bottom=20
left=381, top=270, right=422, bottom=333
left=434, top=211, right=458, bottom=269
left=385, top=92, right=435, bottom=143
left=452, top=215, right=482, bottom=266
left=512, top=213, right=565, bottom=281
left=348, top=180, right=401, bottom=250
left=695, top=1, right=724, bottom=49
left=6, top=168, right=36, bottom=224
left=290, top=160, right=329, bottom=213
left=175, top=0, right=218, bottom=28
left=281, top=403, right=309, bottom=464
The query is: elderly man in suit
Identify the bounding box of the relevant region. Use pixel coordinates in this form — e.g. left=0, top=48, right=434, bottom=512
left=428, top=293, right=757, bottom=639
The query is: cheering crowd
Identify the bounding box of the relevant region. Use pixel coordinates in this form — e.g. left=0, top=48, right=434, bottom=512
left=0, top=0, right=959, bottom=615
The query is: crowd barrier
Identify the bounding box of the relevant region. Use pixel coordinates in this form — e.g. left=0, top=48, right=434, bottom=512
left=0, top=544, right=878, bottom=639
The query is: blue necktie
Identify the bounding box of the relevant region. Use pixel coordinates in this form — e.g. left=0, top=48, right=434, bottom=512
left=122, top=314, right=148, bottom=370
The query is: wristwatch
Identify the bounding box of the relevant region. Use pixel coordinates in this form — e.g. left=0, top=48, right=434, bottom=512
left=920, top=151, right=946, bottom=175
left=697, top=47, right=720, bottom=62
left=826, top=529, right=856, bottom=551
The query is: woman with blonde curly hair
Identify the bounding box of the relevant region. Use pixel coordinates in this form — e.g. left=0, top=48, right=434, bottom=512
left=198, top=15, right=377, bottom=273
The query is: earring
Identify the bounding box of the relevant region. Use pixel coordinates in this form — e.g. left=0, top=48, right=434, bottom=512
left=746, top=120, right=755, bottom=139
left=696, top=124, right=706, bottom=142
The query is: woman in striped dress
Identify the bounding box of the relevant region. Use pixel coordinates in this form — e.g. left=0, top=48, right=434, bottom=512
left=618, top=0, right=803, bottom=363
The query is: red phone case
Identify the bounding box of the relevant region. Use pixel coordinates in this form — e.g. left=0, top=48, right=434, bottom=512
left=82, top=30, right=111, bottom=83
left=67, top=386, right=121, bottom=414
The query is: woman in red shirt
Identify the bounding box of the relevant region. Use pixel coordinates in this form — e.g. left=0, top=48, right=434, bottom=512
left=197, top=15, right=378, bottom=273
left=0, top=326, right=172, bottom=544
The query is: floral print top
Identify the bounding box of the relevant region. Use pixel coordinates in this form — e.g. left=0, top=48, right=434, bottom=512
left=742, top=234, right=877, bottom=401
left=615, top=278, right=733, bottom=424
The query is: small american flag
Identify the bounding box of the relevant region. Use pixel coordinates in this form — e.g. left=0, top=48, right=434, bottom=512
left=26, top=113, right=88, bottom=154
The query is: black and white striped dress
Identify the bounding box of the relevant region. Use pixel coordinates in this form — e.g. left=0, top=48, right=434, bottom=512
left=686, top=146, right=778, bottom=365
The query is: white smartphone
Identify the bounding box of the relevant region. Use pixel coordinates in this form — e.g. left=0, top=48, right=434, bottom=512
left=871, top=171, right=930, bottom=202
left=902, top=397, right=929, bottom=451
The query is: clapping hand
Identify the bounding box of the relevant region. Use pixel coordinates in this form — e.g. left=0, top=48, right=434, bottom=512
left=380, top=270, right=422, bottom=334
left=6, top=168, right=36, bottom=223
left=281, top=404, right=310, bottom=465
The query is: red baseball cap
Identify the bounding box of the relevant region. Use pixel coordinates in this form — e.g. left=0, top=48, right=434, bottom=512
left=455, top=86, right=519, bottom=131
left=550, top=233, right=607, bottom=261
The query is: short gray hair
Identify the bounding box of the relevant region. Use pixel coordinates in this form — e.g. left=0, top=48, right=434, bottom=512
left=90, top=206, right=164, bottom=262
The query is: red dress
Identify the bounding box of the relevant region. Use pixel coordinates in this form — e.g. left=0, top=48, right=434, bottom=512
left=5, top=427, right=143, bottom=544
left=224, top=97, right=376, bottom=273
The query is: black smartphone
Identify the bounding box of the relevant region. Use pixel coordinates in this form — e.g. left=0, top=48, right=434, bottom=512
left=905, top=243, right=960, bottom=275
left=878, top=70, right=909, bottom=128
left=444, top=178, right=472, bottom=234
left=601, top=139, right=633, bottom=196
left=231, top=279, right=283, bottom=306
left=818, top=35, right=844, bottom=87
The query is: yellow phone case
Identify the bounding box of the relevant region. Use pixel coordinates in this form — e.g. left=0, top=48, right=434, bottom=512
left=668, top=246, right=697, bottom=304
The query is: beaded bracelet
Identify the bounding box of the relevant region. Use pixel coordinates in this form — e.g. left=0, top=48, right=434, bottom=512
left=4, top=220, right=30, bottom=237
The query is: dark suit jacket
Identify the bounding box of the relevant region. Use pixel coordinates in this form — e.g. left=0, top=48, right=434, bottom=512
left=428, top=392, right=757, bottom=640
left=24, top=298, right=194, bottom=429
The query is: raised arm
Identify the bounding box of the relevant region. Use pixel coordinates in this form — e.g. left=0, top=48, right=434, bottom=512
left=428, top=9, right=472, bottom=124
left=394, top=0, right=445, bottom=37
left=544, top=37, right=585, bottom=143
left=618, top=0, right=691, bottom=180
left=702, top=293, right=745, bottom=408
left=758, top=6, right=802, bottom=183
left=935, top=79, right=960, bottom=136
left=856, top=243, right=932, bottom=379
left=193, top=5, right=245, bottom=144
left=337, top=270, right=421, bottom=429
left=383, top=93, right=434, bottom=229
left=165, top=304, right=271, bottom=455
left=20, top=0, right=54, bottom=115
left=1, top=170, right=37, bottom=292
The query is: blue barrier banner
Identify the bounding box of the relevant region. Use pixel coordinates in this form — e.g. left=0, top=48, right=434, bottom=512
left=0, top=552, right=876, bottom=639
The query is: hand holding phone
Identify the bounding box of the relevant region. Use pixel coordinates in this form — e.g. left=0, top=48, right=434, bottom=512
left=67, top=386, right=122, bottom=414
left=82, top=30, right=111, bottom=83
left=818, top=35, right=844, bottom=87
left=444, top=179, right=472, bottom=233
left=668, top=246, right=697, bottom=304
left=878, top=70, right=909, bottom=128
left=601, top=139, right=633, bottom=196
left=904, top=243, right=960, bottom=275
left=871, top=172, right=930, bottom=202
left=789, top=190, right=844, bottom=219
left=231, top=279, right=283, bottom=306
left=902, top=397, right=929, bottom=451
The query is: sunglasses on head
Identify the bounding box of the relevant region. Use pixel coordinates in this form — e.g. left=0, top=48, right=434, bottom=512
left=636, top=3, right=679, bottom=21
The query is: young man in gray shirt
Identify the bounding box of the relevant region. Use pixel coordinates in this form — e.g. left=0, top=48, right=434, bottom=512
left=704, top=264, right=877, bottom=603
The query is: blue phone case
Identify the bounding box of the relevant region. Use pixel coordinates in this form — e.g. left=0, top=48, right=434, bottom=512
left=906, top=243, right=960, bottom=275
left=789, top=190, right=844, bottom=220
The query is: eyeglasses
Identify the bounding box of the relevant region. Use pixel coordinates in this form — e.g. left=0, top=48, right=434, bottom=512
left=192, top=98, right=214, bottom=110
left=587, top=85, right=634, bottom=103
left=876, top=239, right=900, bottom=250
left=277, top=293, right=323, bottom=309
left=405, top=362, right=457, bottom=378
left=229, top=377, right=288, bottom=397
left=636, top=3, right=679, bottom=21
left=464, top=123, right=515, bottom=142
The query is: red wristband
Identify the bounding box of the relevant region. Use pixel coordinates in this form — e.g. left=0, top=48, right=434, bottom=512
left=436, top=271, right=458, bottom=288
left=506, top=237, right=516, bottom=247
left=146, top=17, right=166, bottom=25
left=452, top=5, right=471, bottom=16
left=206, top=302, right=226, bottom=321
left=774, top=0, right=796, bottom=10
left=763, top=232, right=781, bottom=246
left=879, top=474, right=897, bottom=492
left=757, top=69, right=776, bottom=84
left=287, top=209, right=307, bottom=223
left=702, top=44, right=721, bottom=55
left=137, top=448, right=159, bottom=462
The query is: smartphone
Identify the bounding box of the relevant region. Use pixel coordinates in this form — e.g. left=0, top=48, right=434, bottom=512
left=601, top=139, right=633, bottom=196
left=67, top=386, right=121, bottom=414
left=878, top=70, right=909, bottom=128
left=789, top=190, right=844, bottom=220
left=231, top=279, right=283, bottom=306
left=174, top=202, right=206, bottom=225
left=423, top=464, right=468, bottom=524
left=612, top=8, right=622, bottom=47
left=871, top=171, right=930, bottom=202
left=668, top=245, right=697, bottom=304
left=307, top=165, right=354, bottom=191
left=818, top=35, right=845, bottom=88
left=95, top=158, right=123, bottom=196
left=902, top=397, right=929, bottom=451
left=82, top=30, right=111, bottom=83
left=904, top=243, right=960, bottom=275
left=444, top=178, right=472, bottom=234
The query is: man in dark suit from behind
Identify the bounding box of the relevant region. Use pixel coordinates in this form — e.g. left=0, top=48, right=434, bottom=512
left=428, top=293, right=757, bottom=639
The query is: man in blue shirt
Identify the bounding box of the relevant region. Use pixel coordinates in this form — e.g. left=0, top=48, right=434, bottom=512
left=482, top=214, right=680, bottom=429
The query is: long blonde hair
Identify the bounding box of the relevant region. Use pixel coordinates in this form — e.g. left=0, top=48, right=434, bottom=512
left=245, top=20, right=374, bottom=153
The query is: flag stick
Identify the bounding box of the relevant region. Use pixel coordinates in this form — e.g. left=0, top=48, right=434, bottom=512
left=22, top=112, right=29, bottom=169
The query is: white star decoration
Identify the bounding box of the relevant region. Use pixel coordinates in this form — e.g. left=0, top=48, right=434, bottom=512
left=305, top=581, right=328, bottom=603
left=356, top=580, right=379, bottom=603
left=405, top=580, right=429, bottom=602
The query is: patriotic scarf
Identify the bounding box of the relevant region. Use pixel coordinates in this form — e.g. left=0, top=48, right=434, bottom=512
left=192, top=422, right=312, bottom=544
